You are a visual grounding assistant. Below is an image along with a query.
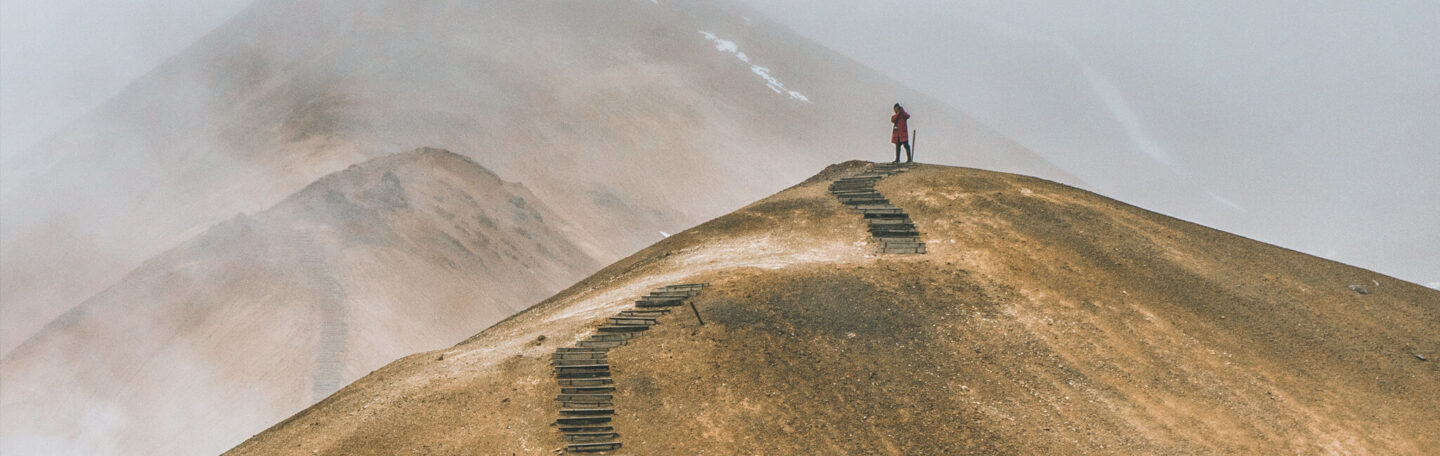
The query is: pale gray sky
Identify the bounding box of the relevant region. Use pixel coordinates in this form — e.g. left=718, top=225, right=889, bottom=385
left=743, top=0, right=1439, bottom=287
left=1, top=0, right=1436, bottom=285
left=1, top=0, right=251, bottom=156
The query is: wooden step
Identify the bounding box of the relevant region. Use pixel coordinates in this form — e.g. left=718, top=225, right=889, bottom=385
left=553, top=352, right=607, bottom=360
left=578, top=340, right=626, bottom=348
left=555, top=371, right=612, bottom=380
left=646, top=290, right=696, bottom=298
left=558, top=377, right=614, bottom=387
left=636, top=298, right=684, bottom=308
left=560, top=408, right=616, bottom=416
left=866, top=217, right=912, bottom=224
left=556, top=394, right=614, bottom=402
left=556, top=347, right=610, bottom=353
left=850, top=203, right=898, bottom=210
left=565, top=432, right=620, bottom=443
left=598, top=325, right=651, bottom=333
left=556, top=416, right=612, bottom=426
left=618, top=310, right=669, bottom=317
left=558, top=425, right=614, bottom=433
left=567, top=442, right=621, bottom=452
left=607, top=317, right=657, bottom=325
left=870, top=230, right=920, bottom=238
left=587, top=333, right=636, bottom=342
left=554, top=358, right=607, bottom=366
left=562, top=386, right=616, bottom=395
left=660, top=284, right=706, bottom=291
left=561, top=401, right=614, bottom=409
left=861, top=209, right=905, bottom=216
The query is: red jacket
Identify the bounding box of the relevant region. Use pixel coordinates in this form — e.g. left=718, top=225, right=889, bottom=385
left=891, top=110, right=910, bottom=143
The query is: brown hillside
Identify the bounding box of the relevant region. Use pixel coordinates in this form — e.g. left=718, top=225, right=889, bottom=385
left=228, top=162, right=1440, bottom=455
left=0, top=148, right=601, bottom=456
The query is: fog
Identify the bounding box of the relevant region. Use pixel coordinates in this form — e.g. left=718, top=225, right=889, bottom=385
left=743, top=0, right=1439, bottom=288
left=0, top=0, right=252, bottom=157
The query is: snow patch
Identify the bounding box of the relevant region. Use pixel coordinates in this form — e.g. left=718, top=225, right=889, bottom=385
left=699, top=31, right=811, bottom=103
left=1204, top=189, right=1245, bottom=211
left=1426, top=281, right=1440, bottom=290
left=659, top=231, right=671, bottom=238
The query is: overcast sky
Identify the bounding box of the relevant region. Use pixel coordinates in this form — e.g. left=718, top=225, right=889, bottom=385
left=2, top=0, right=1436, bottom=285
left=1, top=0, right=251, bottom=156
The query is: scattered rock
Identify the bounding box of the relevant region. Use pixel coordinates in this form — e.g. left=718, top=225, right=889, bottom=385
left=1348, top=284, right=1370, bottom=295
left=533, top=335, right=547, bottom=346
left=437, top=353, right=445, bottom=361
left=1417, top=354, right=1429, bottom=361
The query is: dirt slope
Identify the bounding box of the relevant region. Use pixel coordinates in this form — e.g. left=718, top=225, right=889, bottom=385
left=227, top=162, right=1439, bottom=455
left=0, top=148, right=602, bottom=456
left=0, top=0, right=1069, bottom=353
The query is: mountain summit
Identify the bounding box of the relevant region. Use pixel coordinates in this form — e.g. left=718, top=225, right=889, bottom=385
left=228, top=162, right=1439, bottom=455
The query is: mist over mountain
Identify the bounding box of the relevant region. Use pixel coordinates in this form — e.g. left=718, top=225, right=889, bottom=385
left=1, top=148, right=605, bottom=455
left=0, top=0, right=1067, bottom=354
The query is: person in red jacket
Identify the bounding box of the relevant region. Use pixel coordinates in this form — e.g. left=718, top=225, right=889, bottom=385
left=891, top=103, right=912, bottom=163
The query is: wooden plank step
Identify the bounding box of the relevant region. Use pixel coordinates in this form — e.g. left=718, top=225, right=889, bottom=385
left=598, top=325, right=650, bottom=333
left=556, top=394, right=614, bottom=402
left=556, top=370, right=611, bottom=380
left=554, top=358, right=607, bottom=366
left=544, top=353, right=601, bottom=361
left=565, top=432, right=620, bottom=443
left=558, top=378, right=614, bottom=387
left=618, top=310, right=669, bottom=317
left=660, top=283, right=707, bottom=291
left=587, top=333, right=636, bottom=342
left=851, top=203, right=898, bottom=210
left=554, top=349, right=607, bottom=356
left=867, top=222, right=915, bottom=229
left=558, top=425, right=614, bottom=433
left=636, top=299, right=684, bottom=308
left=556, top=364, right=610, bottom=371
left=861, top=209, right=905, bottom=216
left=556, top=371, right=611, bottom=380
left=562, top=386, right=616, bottom=394
left=870, top=230, right=920, bottom=238
left=646, top=290, right=697, bottom=298
left=544, top=358, right=601, bottom=365
left=607, top=317, right=657, bottom=325
left=560, top=408, right=615, bottom=416
left=561, top=401, right=614, bottom=409
left=556, top=347, right=611, bottom=353
left=866, top=218, right=912, bottom=224
left=578, top=340, right=626, bottom=348
left=567, top=442, right=621, bottom=452
left=882, top=245, right=927, bottom=254
left=556, top=416, right=612, bottom=426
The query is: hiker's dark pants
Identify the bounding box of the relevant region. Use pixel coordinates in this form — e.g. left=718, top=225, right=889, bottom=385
left=895, top=141, right=912, bottom=162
